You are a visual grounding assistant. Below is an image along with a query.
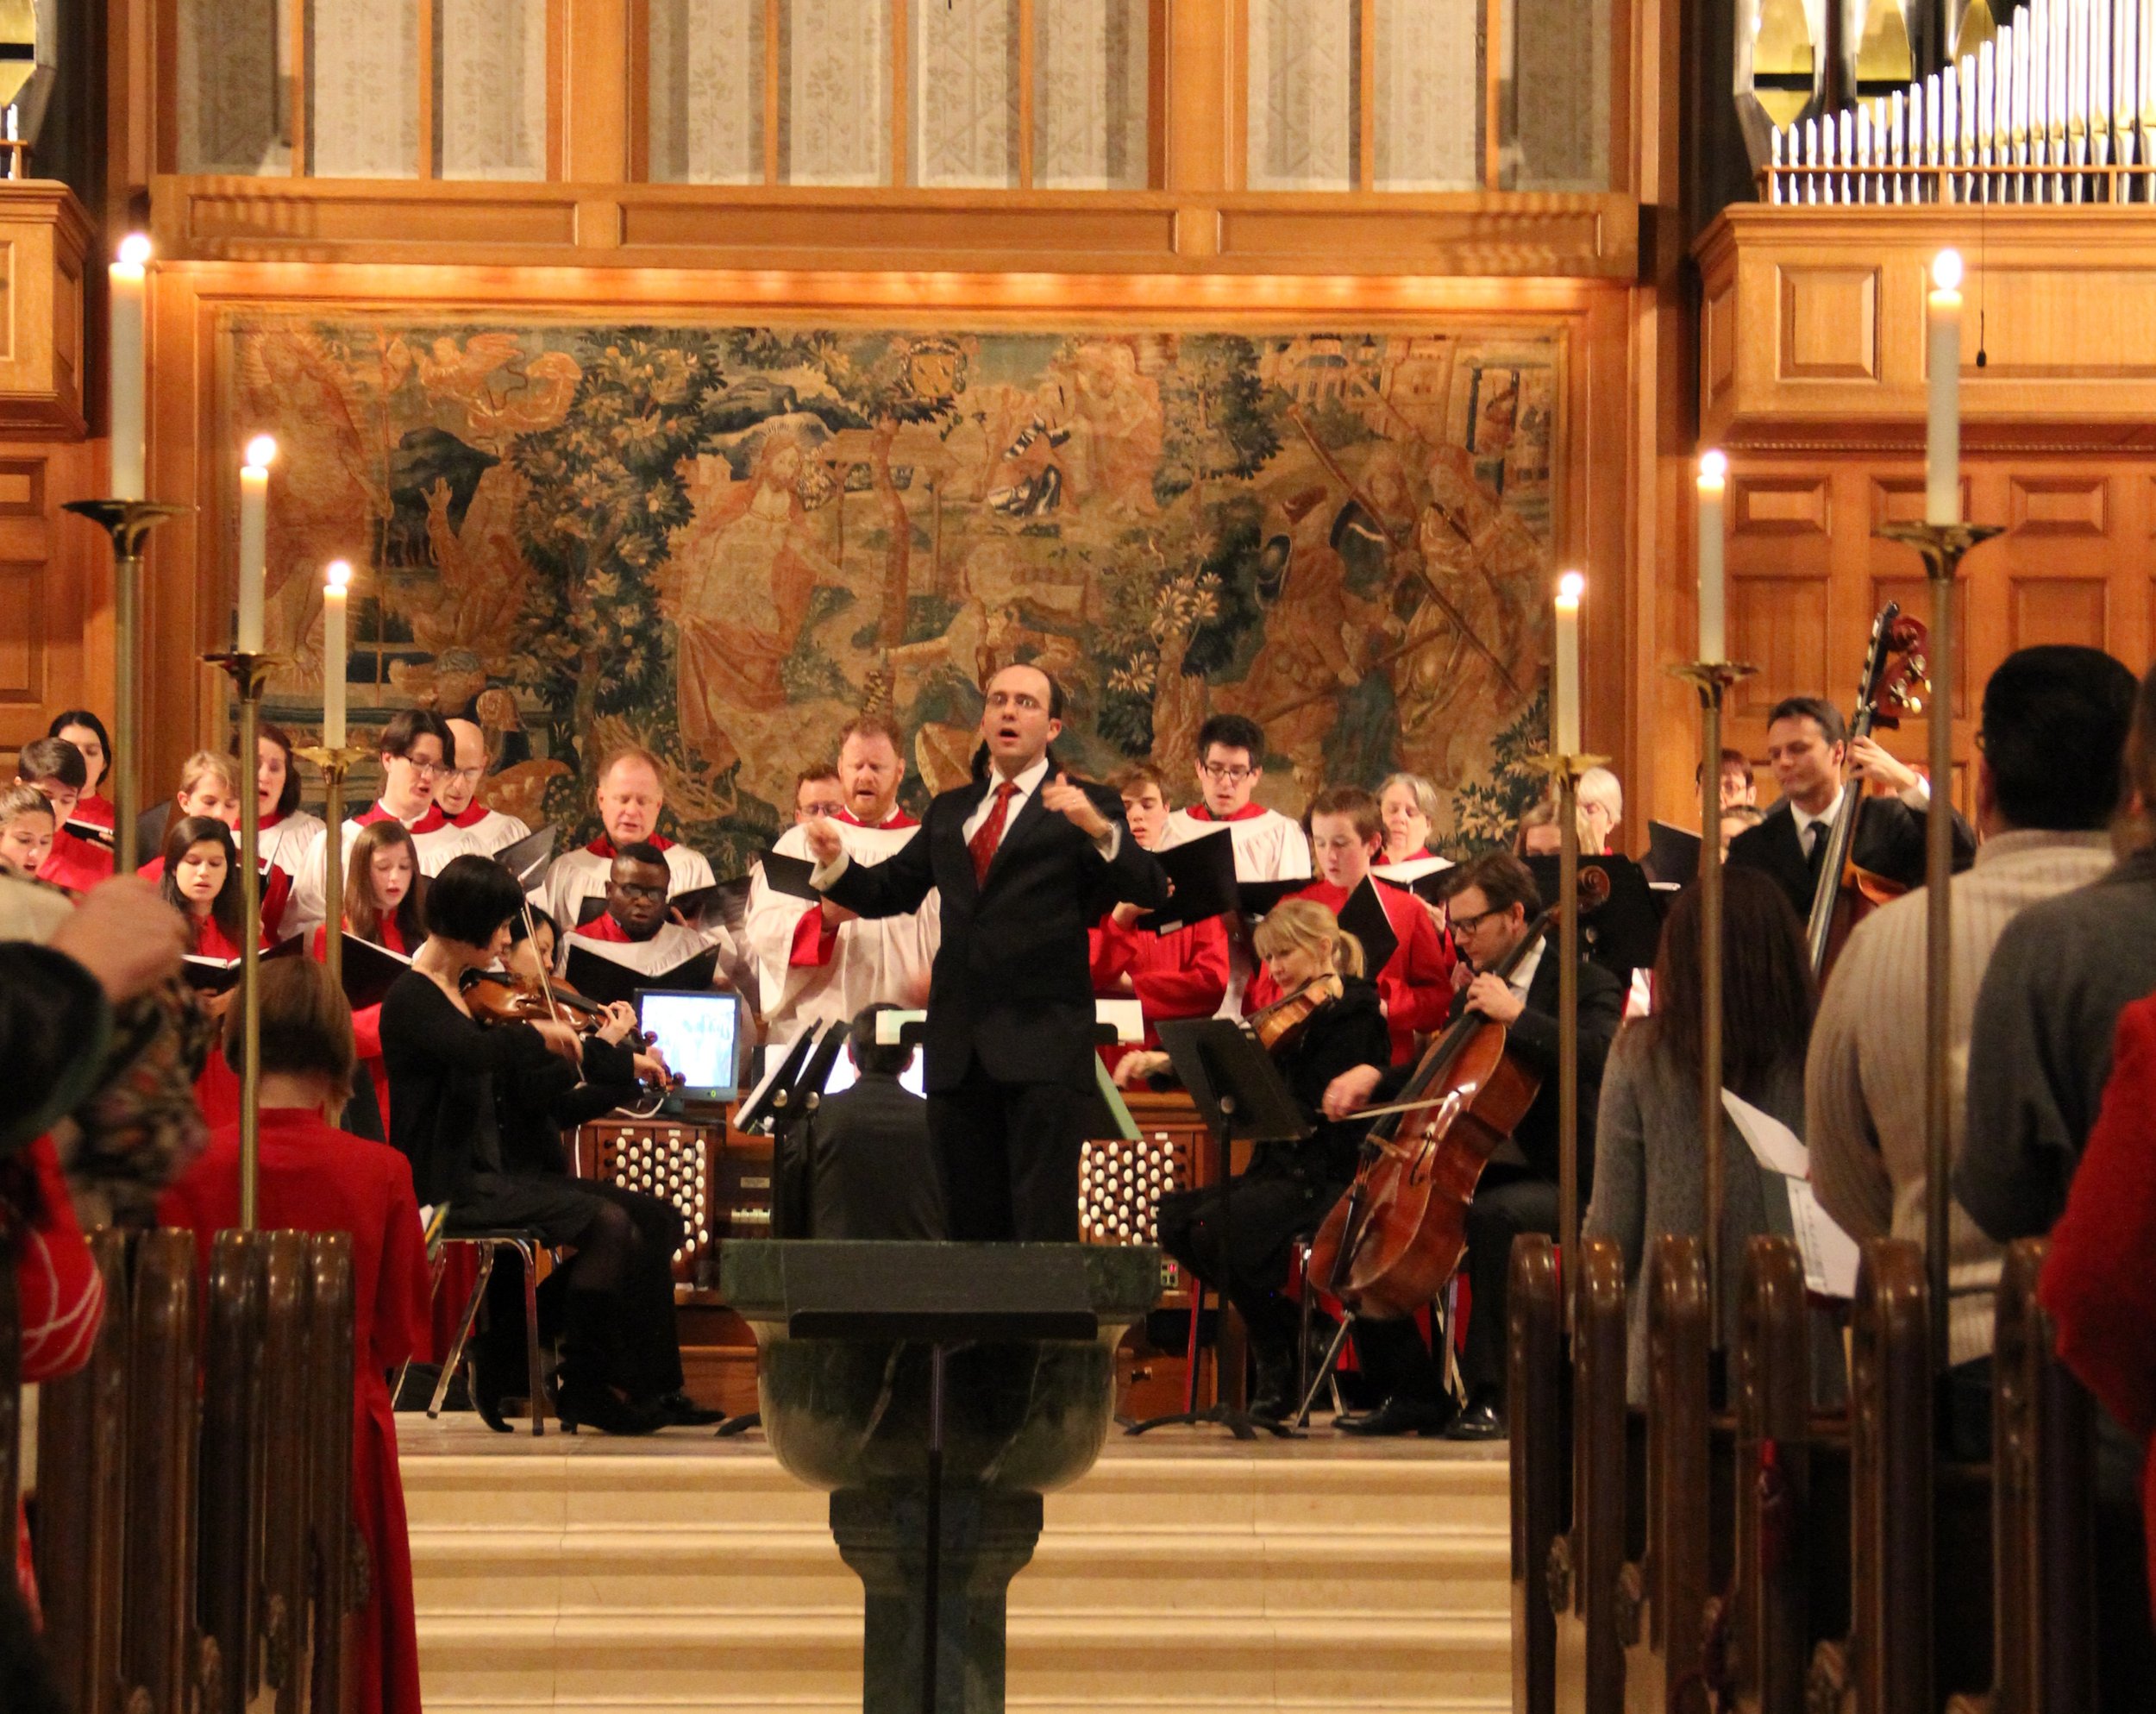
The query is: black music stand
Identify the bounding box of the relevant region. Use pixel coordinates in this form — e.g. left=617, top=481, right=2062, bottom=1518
left=1127, top=1018, right=1311, bottom=1441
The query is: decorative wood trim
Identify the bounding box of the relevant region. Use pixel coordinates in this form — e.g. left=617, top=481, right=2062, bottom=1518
left=763, top=0, right=781, bottom=185
left=287, top=0, right=309, bottom=176
left=893, top=0, right=910, bottom=187
left=1146, top=0, right=1169, bottom=190
left=1482, top=0, right=1502, bottom=191
left=417, top=0, right=438, bottom=181
left=1356, top=0, right=1376, bottom=192
left=1017, top=0, right=1036, bottom=190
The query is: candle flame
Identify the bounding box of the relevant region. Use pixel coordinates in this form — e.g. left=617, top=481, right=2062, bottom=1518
left=1698, top=449, right=1727, bottom=484
left=116, top=233, right=153, bottom=267
left=1932, top=248, right=1964, bottom=292
left=1557, top=571, right=1585, bottom=605
left=244, top=434, right=279, bottom=468
left=326, top=558, right=352, bottom=593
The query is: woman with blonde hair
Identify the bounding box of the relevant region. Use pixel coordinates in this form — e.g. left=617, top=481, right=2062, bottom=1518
left=1140, top=899, right=1391, bottom=1420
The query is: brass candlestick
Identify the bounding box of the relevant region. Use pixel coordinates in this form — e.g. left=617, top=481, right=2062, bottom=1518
left=205, top=649, right=288, bottom=1230
left=1876, top=520, right=2000, bottom=1378
left=294, top=744, right=372, bottom=989
left=1664, top=659, right=1760, bottom=1326
left=61, top=500, right=189, bottom=872
left=1533, top=748, right=1610, bottom=1328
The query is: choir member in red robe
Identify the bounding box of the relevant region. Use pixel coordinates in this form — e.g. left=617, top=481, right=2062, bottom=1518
left=160, top=815, right=274, bottom=1128
left=0, top=787, right=56, bottom=882
left=1092, top=764, right=1228, bottom=1074
left=1243, top=786, right=1454, bottom=1064
left=310, top=819, right=424, bottom=1134
left=158, top=958, right=430, bottom=1714
left=16, top=738, right=112, bottom=895
left=47, top=710, right=115, bottom=835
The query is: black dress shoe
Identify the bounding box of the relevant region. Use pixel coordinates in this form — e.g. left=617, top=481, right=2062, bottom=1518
left=647, top=1391, right=727, bottom=1428
left=467, top=1359, right=516, bottom=1435
left=1445, top=1397, right=1507, bottom=1441
left=553, top=1369, right=662, bottom=1436
left=1336, top=1395, right=1457, bottom=1437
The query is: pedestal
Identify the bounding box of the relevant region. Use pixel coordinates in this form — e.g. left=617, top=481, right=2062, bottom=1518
left=721, top=1240, right=1161, bottom=1714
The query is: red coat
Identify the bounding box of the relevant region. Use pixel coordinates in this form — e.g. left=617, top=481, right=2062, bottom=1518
left=16, top=1132, right=103, bottom=1384
left=2040, top=995, right=2156, bottom=1623
left=160, top=1108, right=430, bottom=1714
left=185, top=906, right=290, bottom=1129
left=1244, top=876, right=1456, bottom=1064
left=1089, top=910, right=1231, bottom=1065
left=310, top=919, right=408, bottom=1130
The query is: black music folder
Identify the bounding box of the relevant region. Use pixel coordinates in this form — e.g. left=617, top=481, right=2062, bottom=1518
left=563, top=942, right=721, bottom=1008
left=180, top=933, right=305, bottom=994
left=337, top=933, right=413, bottom=1010
left=1645, top=820, right=1702, bottom=888
left=760, top=850, right=821, bottom=902
left=1235, top=878, right=1306, bottom=921
left=672, top=872, right=755, bottom=936
left=1138, top=829, right=1239, bottom=935
left=1338, top=877, right=1401, bottom=977
left=1524, top=853, right=1664, bottom=979
left=496, top=823, right=557, bottom=892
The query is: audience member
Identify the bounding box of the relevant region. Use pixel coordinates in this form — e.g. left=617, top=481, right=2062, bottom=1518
left=791, top=1002, right=944, bottom=1240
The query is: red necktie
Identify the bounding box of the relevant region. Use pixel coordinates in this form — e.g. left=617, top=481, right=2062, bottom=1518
left=968, top=782, right=1018, bottom=886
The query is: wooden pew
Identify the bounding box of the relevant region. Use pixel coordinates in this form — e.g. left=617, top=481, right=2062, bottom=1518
left=1946, top=1239, right=2095, bottom=1714
left=122, top=1230, right=199, bottom=1714
left=258, top=1231, right=317, bottom=1713
left=34, top=1226, right=131, bottom=1714
left=1549, top=1237, right=1627, bottom=1712
left=1511, top=1234, right=1566, bottom=1714
left=1617, top=1234, right=1716, bottom=1714
left=306, top=1234, right=358, bottom=1714
left=199, top=1228, right=266, bottom=1714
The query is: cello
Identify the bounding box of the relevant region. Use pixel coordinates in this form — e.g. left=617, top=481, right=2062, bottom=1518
left=1306, top=902, right=1557, bottom=1322
left=1803, top=602, right=1930, bottom=977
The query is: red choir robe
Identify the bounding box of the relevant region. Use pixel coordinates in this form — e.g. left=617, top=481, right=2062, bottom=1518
left=38, top=826, right=114, bottom=895
left=71, top=791, right=116, bottom=832
left=159, top=1109, right=430, bottom=1714
left=143, top=855, right=295, bottom=933
left=1088, top=909, right=1231, bottom=1071
left=1243, top=876, right=1456, bottom=1064
left=185, top=907, right=285, bottom=1128
left=311, top=917, right=409, bottom=1129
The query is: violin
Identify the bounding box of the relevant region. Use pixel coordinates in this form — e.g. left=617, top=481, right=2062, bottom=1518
left=460, top=968, right=616, bottom=1031
left=1244, top=972, right=1344, bottom=1052
left=1305, top=902, right=1558, bottom=1321
left=1805, top=603, right=1930, bottom=978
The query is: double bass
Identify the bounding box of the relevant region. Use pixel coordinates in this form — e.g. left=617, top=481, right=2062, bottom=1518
left=1804, top=603, right=1930, bottom=977
left=1307, top=904, right=1557, bottom=1321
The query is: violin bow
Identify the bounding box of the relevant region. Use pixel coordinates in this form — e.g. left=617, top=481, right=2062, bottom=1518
left=517, top=895, right=571, bottom=1033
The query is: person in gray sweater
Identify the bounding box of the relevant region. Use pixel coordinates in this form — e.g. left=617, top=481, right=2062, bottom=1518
left=1584, top=867, right=1824, bottom=1407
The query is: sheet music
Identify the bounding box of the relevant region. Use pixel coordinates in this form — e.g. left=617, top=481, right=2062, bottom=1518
left=1722, top=1089, right=1861, bottom=1298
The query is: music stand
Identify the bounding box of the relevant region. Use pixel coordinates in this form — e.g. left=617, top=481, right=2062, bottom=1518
left=1127, top=1018, right=1311, bottom=1441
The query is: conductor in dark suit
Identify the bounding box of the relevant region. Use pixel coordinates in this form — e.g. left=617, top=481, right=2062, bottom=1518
left=803, top=665, right=1169, bottom=1241
left=796, top=1004, right=945, bottom=1240
left=1324, top=851, right=1625, bottom=1439
left=1727, top=694, right=1975, bottom=920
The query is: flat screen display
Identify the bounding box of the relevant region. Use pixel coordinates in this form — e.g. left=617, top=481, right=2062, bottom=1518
left=636, top=989, right=745, bottom=1099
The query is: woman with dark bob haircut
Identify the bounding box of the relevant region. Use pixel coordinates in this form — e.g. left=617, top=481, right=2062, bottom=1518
left=379, top=854, right=684, bottom=1434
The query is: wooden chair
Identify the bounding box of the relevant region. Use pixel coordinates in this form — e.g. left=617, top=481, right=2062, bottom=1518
left=1946, top=1239, right=2095, bottom=1714
left=1549, top=1237, right=1627, bottom=1713
left=1510, top=1234, right=1565, bottom=1714
left=34, top=1226, right=131, bottom=1714
left=1616, top=1234, right=1716, bottom=1714
left=122, top=1230, right=198, bottom=1714
left=426, top=1228, right=547, bottom=1435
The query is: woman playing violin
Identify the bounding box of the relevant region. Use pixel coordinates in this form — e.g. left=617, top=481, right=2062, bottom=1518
left=1125, top=899, right=1390, bottom=1423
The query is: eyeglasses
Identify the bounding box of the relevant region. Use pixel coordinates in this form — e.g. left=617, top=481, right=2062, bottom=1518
left=400, top=758, right=449, bottom=778
left=612, top=881, right=668, bottom=901
left=801, top=800, right=846, bottom=820
left=1200, top=763, right=1254, bottom=783
left=1449, top=907, right=1511, bottom=937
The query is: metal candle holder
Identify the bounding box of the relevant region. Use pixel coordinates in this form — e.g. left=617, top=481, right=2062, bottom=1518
left=60, top=500, right=189, bottom=873
left=1876, top=518, right=2000, bottom=1378
left=1663, top=659, right=1760, bottom=1319
left=293, top=743, right=373, bottom=990
left=204, top=649, right=288, bottom=1230
left=1533, top=747, right=1610, bottom=1328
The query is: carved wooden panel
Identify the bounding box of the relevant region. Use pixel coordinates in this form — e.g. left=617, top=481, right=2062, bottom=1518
left=1964, top=269, right=2156, bottom=380
left=0, top=458, right=46, bottom=516
left=2009, top=579, right=2109, bottom=654
left=2009, top=475, right=2109, bottom=536
left=1870, top=474, right=1969, bottom=531
left=1732, top=474, right=1830, bottom=537
left=1703, top=277, right=1739, bottom=418
left=1777, top=265, right=1877, bottom=381
left=1731, top=575, right=1829, bottom=719
left=0, top=562, right=41, bottom=705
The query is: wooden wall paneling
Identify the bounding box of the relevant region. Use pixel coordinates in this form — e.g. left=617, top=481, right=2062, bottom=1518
left=143, top=267, right=211, bottom=805
left=1776, top=262, right=1878, bottom=380
left=0, top=443, right=97, bottom=751
left=562, top=0, right=631, bottom=185
left=1725, top=465, right=1833, bottom=733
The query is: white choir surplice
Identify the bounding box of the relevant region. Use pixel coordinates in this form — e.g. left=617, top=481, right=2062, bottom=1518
left=1156, top=802, right=1311, bottom=1014
left=565, top=915, right=720, bottom=983
left=745, top=818, right=938, bottom=1038
left=442, top=802, right=532, bottom=857
left=542, top=839, right=717, bottom=932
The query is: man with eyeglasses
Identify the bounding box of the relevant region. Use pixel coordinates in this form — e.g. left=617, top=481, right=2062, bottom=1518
left=435, top=717, right=532, bottom=857
left=748, top=714, right=940, bottom=1039
left=1322, top=851, right=1622, bottom=1439
left=1157, top=714, right=1311, bottom=1014
left=542, top=744, right=719, bottom=937
left=563, top=842, right=720, bottom=986
left=288, top=708, right=480, bottom=936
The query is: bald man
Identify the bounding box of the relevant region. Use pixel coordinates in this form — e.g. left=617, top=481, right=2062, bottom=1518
left=804, top=665, right=1167, bottom=1241
left=436, top=718, right=531, bottom=857
left=542, top=746, right=718, bottom=933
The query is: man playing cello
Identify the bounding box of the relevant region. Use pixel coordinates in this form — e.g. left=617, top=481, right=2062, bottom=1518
left=1323, top=852, right=1622, bottom=1438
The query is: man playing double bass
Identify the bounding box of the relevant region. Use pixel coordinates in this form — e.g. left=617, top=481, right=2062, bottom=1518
left=1323, top=852, right=1623, bottom=1439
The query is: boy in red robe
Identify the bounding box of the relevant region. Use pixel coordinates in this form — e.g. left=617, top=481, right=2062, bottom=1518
left=1091, top=763, right=1227, bottom=1073
left=159, top=958, right=430, bottom=1714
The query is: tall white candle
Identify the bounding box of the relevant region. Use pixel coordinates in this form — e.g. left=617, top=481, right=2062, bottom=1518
left=237, top=435, right=276, bottom=653
left=109, top=234, right=150, bottom=502
left=1697, top=449, right=1727, bottom=662
left=323, top=559, right=350, bottom=747
left=1553, top=571, right=1583, bottom=756
left=1927, top=248, right=1963, bottom=525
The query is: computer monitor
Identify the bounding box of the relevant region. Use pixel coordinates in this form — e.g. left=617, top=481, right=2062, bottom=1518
left=635, top=989, right=746, bottom=1101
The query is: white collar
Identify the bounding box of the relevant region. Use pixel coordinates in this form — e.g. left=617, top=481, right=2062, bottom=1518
left=1789, top=793, right=1846, bottom=841
left=1506, top=937, right=1545, bottom=998
left=987, top=755, right=1053, bottom=801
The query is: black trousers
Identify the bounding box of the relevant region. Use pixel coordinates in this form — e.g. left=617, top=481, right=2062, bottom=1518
left=1155, top=1169, right=1332, bottom=1372
left=1461, top=1165, right=1559, bottom=1400
left=474, top=1177, right=686, bottom=1399
left=927, top=1060, right=1087, bottom=1241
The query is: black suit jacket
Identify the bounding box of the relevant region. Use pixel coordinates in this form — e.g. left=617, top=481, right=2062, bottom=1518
left=799, top=1071, right=946, bottom=1240
left=1727, top=793, right=1976, bottom=923
left=1374, top=946, right=1623, bottom=1197
left=824, top=771, right=1169, bottom=1093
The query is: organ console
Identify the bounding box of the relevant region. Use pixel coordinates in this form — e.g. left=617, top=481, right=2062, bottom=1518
left=1764, top=0, right=2156, bottom=204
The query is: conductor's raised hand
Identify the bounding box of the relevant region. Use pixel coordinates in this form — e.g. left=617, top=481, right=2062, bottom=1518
left=802, top=816, right=845, bottom=867
left=1040, top=772, right=1112, bottom=841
